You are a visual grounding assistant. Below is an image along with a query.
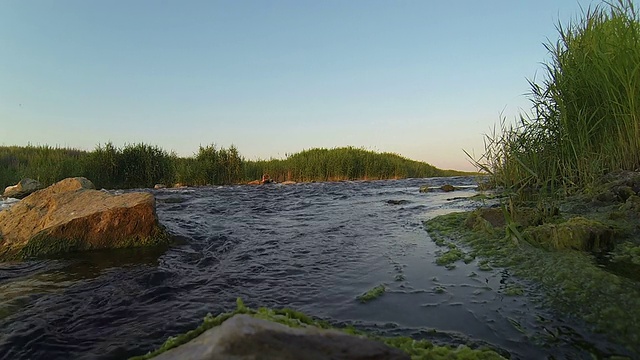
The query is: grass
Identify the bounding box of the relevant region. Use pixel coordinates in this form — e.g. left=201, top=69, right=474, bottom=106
left=469, top=0, right=640, bottom=198
left=0, top=144, right=470, bottom=191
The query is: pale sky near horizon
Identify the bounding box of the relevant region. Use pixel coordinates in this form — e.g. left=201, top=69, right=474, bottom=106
left=1, top=0, right=597, bottom=171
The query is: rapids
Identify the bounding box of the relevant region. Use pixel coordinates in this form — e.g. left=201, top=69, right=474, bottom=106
left=0, top=177, right=631, bottom=359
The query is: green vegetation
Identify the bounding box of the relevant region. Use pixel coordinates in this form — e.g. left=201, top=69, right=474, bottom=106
left=425, top=210, right=640, bottom=354
left=0, top=144, right=468, bottom=190
left=356, top=284, right=386, bottom=303
left=130, top=298, right=505, bottom=360
left=472, top=0, right=640, bottom=196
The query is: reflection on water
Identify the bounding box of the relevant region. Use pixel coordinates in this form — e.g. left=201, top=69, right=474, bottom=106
left=0, top=177, right=634, bottom=359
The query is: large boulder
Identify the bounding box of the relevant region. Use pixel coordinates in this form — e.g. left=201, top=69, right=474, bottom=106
left=153, top=314, right=409, bottom=360
left=3, top=178, right=44, bottom=199
left=0, top=177, right=169, bottom=260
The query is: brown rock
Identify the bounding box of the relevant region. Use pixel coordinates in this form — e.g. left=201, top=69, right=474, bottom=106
left=440, top=184, right=455, bottom=192
left=3, top=178, right=44, bottom=199
left=0, top=177, right=169, bottom=260
left=154, top=314, right=409, bottom=360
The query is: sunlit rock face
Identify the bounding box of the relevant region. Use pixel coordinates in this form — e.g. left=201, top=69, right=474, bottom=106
left=0, top=177, right=169, bottom=260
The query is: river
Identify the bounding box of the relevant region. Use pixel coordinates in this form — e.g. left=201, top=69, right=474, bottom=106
left=0, top=177, right=631, bottom=359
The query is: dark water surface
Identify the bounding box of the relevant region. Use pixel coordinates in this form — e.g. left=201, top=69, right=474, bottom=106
left=0, top=177, right=632, bottom=359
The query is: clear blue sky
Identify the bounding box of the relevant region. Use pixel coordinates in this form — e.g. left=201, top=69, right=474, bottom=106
left=1, top=0, right=596, bottom=171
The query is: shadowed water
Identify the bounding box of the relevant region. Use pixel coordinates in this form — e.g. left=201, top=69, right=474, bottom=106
left=0, top=177, right=633, bottom=359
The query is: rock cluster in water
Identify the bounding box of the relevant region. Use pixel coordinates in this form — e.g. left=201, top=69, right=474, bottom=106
left=0, top=177, right=169, bottom=261
left=2, top=178, right=43, bottom=199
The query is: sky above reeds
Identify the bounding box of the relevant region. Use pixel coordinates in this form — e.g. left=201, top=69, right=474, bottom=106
left=0, top=0, right=595, bottom=171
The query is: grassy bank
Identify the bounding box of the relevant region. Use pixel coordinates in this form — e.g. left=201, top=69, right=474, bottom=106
left=433, top=1, right=640, bottom=355
left=473, top=0, right=640, bottom=195
left=0, top=144, right=469, bottom=190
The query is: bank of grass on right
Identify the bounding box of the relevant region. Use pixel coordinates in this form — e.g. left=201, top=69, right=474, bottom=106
left=473, top=0, right=640, bottom=195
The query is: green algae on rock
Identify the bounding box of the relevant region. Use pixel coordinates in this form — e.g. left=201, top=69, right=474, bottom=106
left=129, top=298, right=506, bottom=360
left=523, top=217, right=615, bottom=251
left=357, top=284, right=386, bottom=303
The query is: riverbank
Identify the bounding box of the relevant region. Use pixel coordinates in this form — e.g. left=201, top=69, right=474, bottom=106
left=425, top=171, right=640, bottom=356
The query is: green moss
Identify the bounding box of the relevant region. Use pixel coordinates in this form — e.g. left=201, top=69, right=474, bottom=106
left=523, top=217, right=615, bottom=251
left=19, top=234, right=83, bottom=258
left=130, top=298, right=506, bottom=360
left=503, top=284, right=524, bottom=296
left=425, top=211, right=640, bottom=353
left=357, top=284, right=386, bottom=303
left=433, top=286, right=446, bottom=294
left=478, top=260, right=493, bottom=272
left=17, top=227, right=171, bottom=259
left=436, top=248, right=464, bottom=266
left=611, top=241, right=640, bottom=266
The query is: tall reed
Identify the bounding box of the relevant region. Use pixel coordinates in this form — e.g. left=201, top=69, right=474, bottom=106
left=476, top=0, right=640, bottom=194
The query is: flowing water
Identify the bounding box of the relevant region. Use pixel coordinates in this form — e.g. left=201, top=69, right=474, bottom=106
left=0, top=177, right=633, bottom=359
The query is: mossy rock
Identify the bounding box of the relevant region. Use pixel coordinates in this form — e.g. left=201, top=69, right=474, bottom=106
left=441, top=184, right=455, bottom=192
left=356, top=284, right=386, bottom=303
left=620, top=195, right=640, bottom=214
left=465, top=207, right=544, bottom=231
left=523, top=217, right=615, bottom=251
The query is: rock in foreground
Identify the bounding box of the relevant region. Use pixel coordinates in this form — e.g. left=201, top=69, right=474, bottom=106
left=3, top=178, right=44, bottom=199
left=153, top=314, right=409, bottom=360
left=0, top=177, right=169, bottom=260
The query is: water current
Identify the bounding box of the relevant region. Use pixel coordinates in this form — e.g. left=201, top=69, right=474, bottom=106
left=0, top=177, right=633, bottom=359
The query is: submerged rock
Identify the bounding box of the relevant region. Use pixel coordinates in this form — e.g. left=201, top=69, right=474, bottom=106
left=0, top=177, right=169, bottom=260
left=153, top=314, right=409, bottom=360
left=419, top=184, right=456, bottom=193
left=3, top=178, right=43, bottom=199
left=441, top=184, right=455, bottom=192
left=387, top=199, right=410, bottom=205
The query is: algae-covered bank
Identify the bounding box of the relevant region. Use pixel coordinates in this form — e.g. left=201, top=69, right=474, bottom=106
left=444, top=0, right=640, bottom=356
left=425, top=171, right=640, bottom=356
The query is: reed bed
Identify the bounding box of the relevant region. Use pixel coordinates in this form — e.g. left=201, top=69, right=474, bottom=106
left=474, top=0, right=640, bottom=195
left=0, top=144, right=464, bottom=190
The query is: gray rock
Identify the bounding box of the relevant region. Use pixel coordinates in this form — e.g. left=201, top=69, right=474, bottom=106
left=154, top=314, right=409, bottom=360
left=3, top=178, right=43, bottom=199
